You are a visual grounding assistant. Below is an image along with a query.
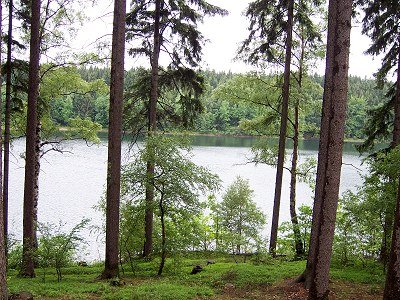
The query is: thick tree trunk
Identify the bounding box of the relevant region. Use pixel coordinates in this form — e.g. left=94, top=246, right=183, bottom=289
left=290, top=103, right=304, bottom=258
left=305, top=1, right=352, bottom=298
left=3, top=0, right=13, bottom=249
left=0, top=3, right=8, bottom=298
left=269, top=0, right=295, bottom=257
left=21, top=0, right=41, bottom=278
left=383, top=34, right=400, bottom=300
left=100, top=0, right=126, bottom=279
left=143, top=0, right=162, bottom=258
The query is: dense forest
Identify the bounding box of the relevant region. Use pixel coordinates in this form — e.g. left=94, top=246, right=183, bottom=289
left=42, top=66, right=388, bottom=141
left=0, top=0, right=400, bottom=299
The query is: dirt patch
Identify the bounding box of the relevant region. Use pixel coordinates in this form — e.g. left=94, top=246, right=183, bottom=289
left=212, top=279, right=382, bottom=300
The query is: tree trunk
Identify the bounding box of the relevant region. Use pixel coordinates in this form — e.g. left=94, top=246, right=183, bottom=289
left=158, top=195, right=166, bottom=276
left=290, top=26, right=306, bottom=259
left=305, top=1, right=352, bottom=298
left=383, top=33, right=400, bottom=300
left=143, top=161, right=155, bottom=257
left=21, top=0, right=41, bottom=278
left=290, top=102, right=304, bottom=258
left=33, top=122, right=41, bottom=255
left=3, top=0, right=13, bottom=249
left=391, top=35, right=400, bottom=148
left=143, top=0, right=162, bottom=258
left=0, top=2, right=8, bottom=298
left=100, top=0, right=126, bottom=279
left=269, top=0, right=295, bottom=257
left=384, top=181, right=400, bottom=299
left=380, top=213, right=392, bottom=266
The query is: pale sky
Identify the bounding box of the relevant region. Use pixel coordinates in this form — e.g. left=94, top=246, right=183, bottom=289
left=77, top=0, right=382, bottom=79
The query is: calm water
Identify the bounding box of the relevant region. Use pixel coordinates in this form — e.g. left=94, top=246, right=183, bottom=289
left=9, top=136, right=366, bottom=261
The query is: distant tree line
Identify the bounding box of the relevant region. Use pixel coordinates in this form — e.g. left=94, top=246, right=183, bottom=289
left=71, top=67, right=390, bottom=141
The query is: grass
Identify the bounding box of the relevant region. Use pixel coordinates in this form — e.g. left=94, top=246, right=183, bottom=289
left=7, top=257, right=385, bottom=299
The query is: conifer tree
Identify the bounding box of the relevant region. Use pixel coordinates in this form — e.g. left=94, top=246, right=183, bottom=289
left=100, top=0, right=126, bottom=279
left=0, top=1, right=8, bottom=297
left=3, top=0, right=14, bottom=245
left=21, top=0, right=41, bottom=278
left=239, top=0, right=324, bottom=257
left=355, top=0, right=400, bottom=269
left=126, top=0, right=227, bottom=257
left=304, top=1, right=352, bottom=298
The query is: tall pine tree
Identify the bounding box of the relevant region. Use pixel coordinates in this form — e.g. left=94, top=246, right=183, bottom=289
left=304, top=0, right=352, bottom=298
left=125, top=0, right=227, bottom=257
left=239, top=0, right=324, bottom=257
left=100, top=0, right=126, bottom=279
left=20, top=0, right=41, bottom=278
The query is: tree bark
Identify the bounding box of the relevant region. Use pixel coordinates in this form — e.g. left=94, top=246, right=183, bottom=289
left=305, top=1, right=352, bottom=298
left=3, top=0, right=13, bottom=249
left=21, top=0, right=41, bottom=278
left=0, top=2, right=8, bottom=298
left=143, top=0, right=162, bottom=258
left=269, top=0, right=295, bottom=257
left=383, top=33, right=400, bottom=300
left=384, top=181, right=400, bottom=299
left=100, top=0, right=126, bottom=279
left=290, top=27, right=306, bottom=258
left=391, top=35, right=400, bottom=149
left=290, top=102, right=304, bottom=258
left=32, top=122, right=41, bottom=255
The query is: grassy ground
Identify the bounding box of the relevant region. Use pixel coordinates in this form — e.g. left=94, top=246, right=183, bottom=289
left=7, top=257, right=384, bottom=299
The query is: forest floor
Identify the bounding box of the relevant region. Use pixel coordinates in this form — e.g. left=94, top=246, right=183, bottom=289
left=7, top=257, right=384, bottom=299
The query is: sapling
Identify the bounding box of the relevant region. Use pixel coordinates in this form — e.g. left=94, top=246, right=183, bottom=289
left=36, top=218, right=89, bottom=282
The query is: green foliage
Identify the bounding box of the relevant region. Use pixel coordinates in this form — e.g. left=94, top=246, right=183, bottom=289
left=212, top=177, right=266, bottom=256
left=331, top=147, right=400, bottom=266
left=65, top=117, right=102, bottom=143
left=123, top=67, right=207, bottom=136
left=238, top=0, right=326, bottom=71
left=119, top=135, right=220, bottom=272
left=277, top=205, right=312, bottom=257
left=126, top=0, right=227, bottom=68
left=60, top=67, right=388, bottom=141
left=36, top=219, right=89, bottom=282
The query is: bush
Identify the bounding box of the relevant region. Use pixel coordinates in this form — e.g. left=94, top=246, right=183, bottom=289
left=37, top=219, right=89, bottom=282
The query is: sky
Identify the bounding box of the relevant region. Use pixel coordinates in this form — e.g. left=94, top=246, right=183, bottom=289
left=78, top=0, right=383, bottom=79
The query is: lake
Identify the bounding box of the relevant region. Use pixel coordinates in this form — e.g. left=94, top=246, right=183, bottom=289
left=9, top=135, right=366, bottom=261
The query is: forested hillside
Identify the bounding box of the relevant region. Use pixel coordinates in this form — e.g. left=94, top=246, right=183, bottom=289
left=70, top=67, right=389, bottom=140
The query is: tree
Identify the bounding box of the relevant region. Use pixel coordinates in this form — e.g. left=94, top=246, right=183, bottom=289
left=239, top=0, right=325, bottom=257
left=355, top=0, right=400, bottom=152
left=303, top=0, right=352, bottom=298
left=355, top=0, right=400, bottom=270
left=120, top=135, right=220, bottom=275
left=0, top=1, right=8, bottom=298
left=217, top=177, right=266, bottom=256
left=242, top=0, right=295, bottom=257
left=125, top=0, right=227, bottom=257
left=37, top=219, right=89, bottom=282
left=20, top=0, right=41, bottom=278
left=100, top=0, right=126, bottom=279
left=3, top=0, right=14, bottom=246
left=15, top=0, right=103, bottom=266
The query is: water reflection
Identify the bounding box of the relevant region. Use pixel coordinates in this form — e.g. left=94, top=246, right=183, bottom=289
left=189, top=134, right=363, bottom=154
